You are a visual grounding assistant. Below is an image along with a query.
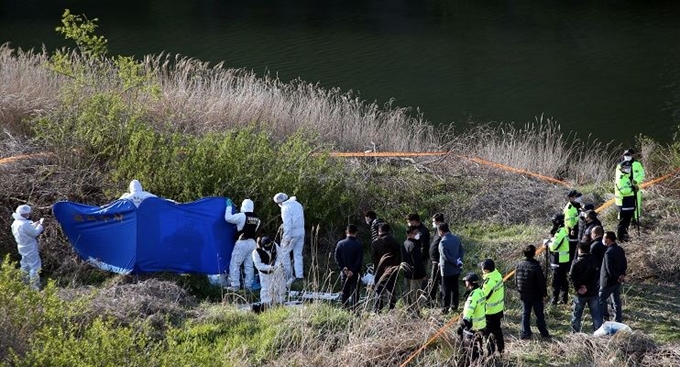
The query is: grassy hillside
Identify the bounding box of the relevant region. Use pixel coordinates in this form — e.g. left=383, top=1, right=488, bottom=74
left=2, top=11, right=680, bottom=366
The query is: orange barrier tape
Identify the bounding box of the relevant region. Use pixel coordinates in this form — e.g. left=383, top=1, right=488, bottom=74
left=328, top=151, right=450, bottom=158
left=400, top=167, right=680, bottom=367
left=463, top=156, right=569, bottom=187
left=329, top=151, right=570, bottom=186
left=0, top=152, right=54, bottom=166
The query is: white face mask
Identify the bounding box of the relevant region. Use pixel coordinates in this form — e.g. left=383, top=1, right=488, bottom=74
left=623, top=155, right=632, bottom=162
left=575, top=196, right=583, bottom=204
left=414, top=233, right=421, bottom=240
left=432, top=222, right=437, bottom=229
left=365, top=218, right=371, bottom=225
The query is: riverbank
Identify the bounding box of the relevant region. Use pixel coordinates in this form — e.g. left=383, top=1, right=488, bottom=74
left=2, top=17, right=680, bottom=365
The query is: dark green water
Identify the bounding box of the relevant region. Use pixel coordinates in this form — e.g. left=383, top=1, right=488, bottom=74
left=2, top=0, right=680, bottom=144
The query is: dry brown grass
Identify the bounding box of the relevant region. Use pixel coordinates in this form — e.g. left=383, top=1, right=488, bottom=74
left=459, top=117, right=620, bottom=185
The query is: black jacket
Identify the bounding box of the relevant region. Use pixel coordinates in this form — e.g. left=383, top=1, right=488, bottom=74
left=570, top=253, right=599, bottom=297
left=335, top=236, right=363, bottom=276
left=401, top=239, right=426, bottom=280
left=514, top=257, right=547, bottom=301
left=580, top=218, right=602, bottom=244
left=589, top=238, right=606, bottom=270
left=429, top=232, right=441, bottom=263
left=600, top=243, right=627, bottom=288
left=416, top=223, right=431, bottom=262
left=372, top=234, right=402, bottom=286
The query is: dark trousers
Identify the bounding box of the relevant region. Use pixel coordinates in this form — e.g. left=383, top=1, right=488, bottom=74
left=617, top=208, right=634, bottom=242
left=485, top=311, right=505, bottom=354
left=340, top=273, right=360, bottom=310
left=427, top=264, right=442, bottom=305
left=551, top=263, right=569, bottom=303
left=599, top=283, right=623, bottom=322
left=441, top=273, right=460, bottom=312
left=571, top=295, right=602, bottom=332
left=520, top=299, right=549, bottom=338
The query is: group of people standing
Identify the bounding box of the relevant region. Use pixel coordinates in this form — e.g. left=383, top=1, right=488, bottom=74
left=518, top=149, right=638, bottom=341
left=334, top=211, right=506, bottom=359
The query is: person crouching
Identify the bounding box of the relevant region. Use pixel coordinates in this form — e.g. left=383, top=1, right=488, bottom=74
left=252, top=236, right=286, bottom=311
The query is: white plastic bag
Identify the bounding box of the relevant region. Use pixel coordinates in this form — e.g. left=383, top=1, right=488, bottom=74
left=593, top=321, right=632, bottom=337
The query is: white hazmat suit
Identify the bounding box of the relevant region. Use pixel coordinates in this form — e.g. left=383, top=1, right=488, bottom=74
left=11, top=205, right=44, bottom=289
left=273, top=193, right=305, bottom=284
left=119, top=179, right=157, bottom=207
left=224, top=199, right=261, bottom=289
left=252, top=238, right=286, bottom=305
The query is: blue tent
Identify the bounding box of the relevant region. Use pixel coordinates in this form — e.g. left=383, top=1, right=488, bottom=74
left=53, top=197, right=236, bottom=274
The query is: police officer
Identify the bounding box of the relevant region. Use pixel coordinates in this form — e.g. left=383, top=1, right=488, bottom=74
left=615, top=161, right=636, bottom=241
left=480, top=259, right=505, bottom=354
left=564, top=190, right=583, bottom=262
left=545, top=213, right=570, bottom=305
left=616, top=148, right=645, bottom=224
left=457, top=272, right=487, bottom=363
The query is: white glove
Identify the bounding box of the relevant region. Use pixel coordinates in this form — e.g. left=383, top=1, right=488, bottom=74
left=456, top=258, right=463, bottom=267
left=39, top=218, right=45, bottom=225
left=543, top=239, right=550, bottom=246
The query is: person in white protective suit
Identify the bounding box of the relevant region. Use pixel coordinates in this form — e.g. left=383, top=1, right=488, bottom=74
left=252, top=236, right=286, bottom=307
left=11, top=205, right=45, bottom=290
left=224, top=198, right=261, bottom=290
left=273, top=192, right=305, bottom=286
left=119, top=179, right=157, bottom=207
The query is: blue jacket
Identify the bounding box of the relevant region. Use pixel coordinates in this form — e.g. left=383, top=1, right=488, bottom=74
left=439, top=232, right=464, bottom=276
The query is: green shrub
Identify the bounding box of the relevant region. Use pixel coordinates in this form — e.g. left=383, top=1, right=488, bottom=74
left=0, top=257, right=86, bottom=364
left=112, top=127, right=356, bottom=231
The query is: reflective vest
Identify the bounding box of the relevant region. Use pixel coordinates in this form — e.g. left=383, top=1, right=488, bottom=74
left=563, top=202, right=579, bottom=231
left=614, top=170, right=635, bottom=210
left=482, top=269, right=504, bottom=315
left=463, top=287, right=487, bottom=331
left=549, top=227, right=570, bottom=264
left=616, top=160, right=645, bottom=185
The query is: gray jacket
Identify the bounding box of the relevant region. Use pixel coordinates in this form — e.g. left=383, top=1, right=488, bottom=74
left=439, top=232, right=464, bottom=276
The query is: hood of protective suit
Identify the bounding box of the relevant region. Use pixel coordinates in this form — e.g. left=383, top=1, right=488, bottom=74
left=129, top=180, right=143, bottom=193
left=240, top=199, right=254, bottom=213
left=12, top=213, right=26, bottom=221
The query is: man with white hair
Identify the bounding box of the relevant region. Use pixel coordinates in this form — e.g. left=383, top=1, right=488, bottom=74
left=119, top=179, right=157, bottom=207
left=11, top=204, right=45, bottom=289
left=224, top=198, right=261, bottom=290
left=273, top=192, right=305, bottom=286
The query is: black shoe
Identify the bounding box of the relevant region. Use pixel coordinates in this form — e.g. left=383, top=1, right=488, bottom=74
left=520, top=335, right=531, bottom=340
left=540, top=334, right=552, bottom=340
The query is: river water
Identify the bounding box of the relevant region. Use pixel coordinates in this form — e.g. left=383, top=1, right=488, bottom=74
left=2, top=0, right=680, bottom=144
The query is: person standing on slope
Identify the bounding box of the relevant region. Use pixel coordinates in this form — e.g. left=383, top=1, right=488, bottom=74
left=515, top=245, right=551, bottom=340
left=480, top=259, right=505, bottom=354
left=224, top=198, right=261, bottom=290
left=616, top=148, right=645, bottom=226
left=545, top=213, right=570, bottom=305
left=564, top=190, right=583, bottom=263
left=11, top=204, right=45, bottom=290
left=273, top=192, right=305, bottom=287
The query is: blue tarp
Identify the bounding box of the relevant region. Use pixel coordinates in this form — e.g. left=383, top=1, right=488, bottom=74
left=53, top=197, right=235, bottom=274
